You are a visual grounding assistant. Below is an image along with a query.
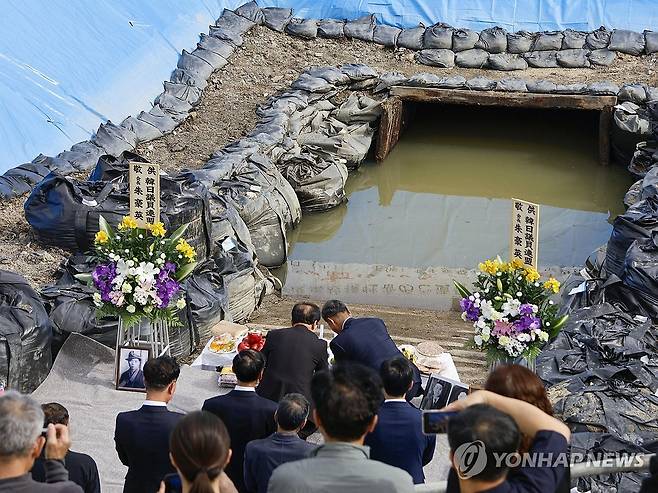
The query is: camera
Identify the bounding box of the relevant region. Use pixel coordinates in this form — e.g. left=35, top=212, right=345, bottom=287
left=422, top=410, right=459, bottom=434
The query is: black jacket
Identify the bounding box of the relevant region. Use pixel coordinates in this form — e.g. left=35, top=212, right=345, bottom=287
left=203, top=390, right=277, bottom=493
left=364, top=401, right=436, bottom=484
left=257, top=325, right=328, bottom=403
left=114, top=404, right=183, bottom=493
left=330, top=317, right=421, bottom=390
left=32, top=450, right=100, bottom=493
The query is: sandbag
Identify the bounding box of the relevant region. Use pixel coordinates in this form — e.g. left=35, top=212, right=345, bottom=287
left=466, top=76, right=497, bottom=91
left=452, top=29, right=477, bottom=52
left=25, top=172, right=212, bottom=259
left=532, top=32, right=563, bottom=51
left=587, top=49, right=616, bottom=67
left=215, top=8, right=255, bottom=35
left=262, top=7, right=292, bottom=32
left=612, top=102, right=652, bottom=164
left=553, top=83, right=587, bottom=95
left=562, top=29, right=587, bottom=49
left=305, top=67, right=350, bottom=85
left=406, top=73, right=442, bottom=87
left=292, top=73, right=335, bottom=93
left=605, top=197, right=658, bottom=277
left=415, top=49, right=455, bottom=68
left=198, top=34, right=235, bottom=59
left=556, top=49, right=590, bottom=68
left=396, top=24, right=425, bottom=50
left=455, top=49, right=489, bottom=68
left=0, top=270, right=51, bottom=393
left=507, top=31, right=533, bottom=53
left=234, top=1, right=264, bottom=24
left=619, top=83, right=649, bottom=104
left=496, top=78, right=528, bottom=92
left=190, top=47, right=228, bottom=71
left=91, top=121, right=137, bottom=156
left=621, top=233, right=658, bottom=317
left=0, top=162, right=56, bottom=198
left=373, top=25, right=401, bottom=47
left=523, top=50, right=559, bottom=68
left=526, top=80, right=558, bottom=93
left=286, top=18, right=318, bottom=39
left=120, top=116, right=163, bottom=143
left=31, top=154, right=76, bottom=176
left=57, top=141, right=105, bottom=173
left=423, top=23, right=453, bottom=49
left=476, top=27, right=507, bottom=53
left=608, top=29, right=645, bottom=55
left=340, top=63, right=378, bottom=82
left=343, top=15, right=376, bottom=42
left=487, top=53, right=527, bottom=71
left=139, top=106, right=179, bottom=134
left=640, top=167, right=658, bottom=201
left=317, top=19, right=345, bottom=38
left=436, top=75, right=466, bottom=89
left=629, top=141, right=658, bottom=178
left=333, top=93, right=381, bottom=124
left=373, top=72, right=407, bottom=93
left=208, top=192, right=254, bottom=259
left=646, top=31, right=658, bottom=54
left=587, top=81, right=620, bottom=96
left=277, top=149, right=348, bottom=211
left=182, top=261, right=229, bottom=344
left=586, top=26, right=612, bottom=50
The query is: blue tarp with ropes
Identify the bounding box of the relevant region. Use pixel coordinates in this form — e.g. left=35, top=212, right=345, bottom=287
left=2, top=0, right=658, bottom=173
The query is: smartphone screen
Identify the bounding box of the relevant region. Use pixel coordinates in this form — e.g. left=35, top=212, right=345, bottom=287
left=163, top=473, right=182, bottom=493
left=423, top=410, right=459, bottom=434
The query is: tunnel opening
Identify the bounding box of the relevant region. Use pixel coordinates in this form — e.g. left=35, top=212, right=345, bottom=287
left=277, top=95, right=634, bottom=309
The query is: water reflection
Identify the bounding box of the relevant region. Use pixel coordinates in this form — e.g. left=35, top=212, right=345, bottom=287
left=285, top=105, right=633, bottom=270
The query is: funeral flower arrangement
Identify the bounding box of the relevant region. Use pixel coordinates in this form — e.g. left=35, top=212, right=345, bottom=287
left=454, top=257, right=568, bottom=364
left=77, top=216, right=197, bottom=326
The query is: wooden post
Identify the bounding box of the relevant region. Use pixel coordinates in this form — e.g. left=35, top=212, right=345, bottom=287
left=375, top=96, right=403, bottom=163
left=598, top=107, right=613, bottom=166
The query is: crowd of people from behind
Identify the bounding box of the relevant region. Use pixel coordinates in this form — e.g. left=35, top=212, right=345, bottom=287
left=1, top=299, right=657, bottom=492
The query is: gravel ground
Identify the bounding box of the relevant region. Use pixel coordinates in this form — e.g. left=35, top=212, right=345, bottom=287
left=5, top=25, right=658, bottom=288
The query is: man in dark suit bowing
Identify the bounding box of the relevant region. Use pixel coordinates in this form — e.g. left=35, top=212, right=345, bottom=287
left=257, top=302, right=328, bottom=437
left=365, top=357, right=436, bottom=484
left=203, top=350, right=277, bottom=493
left=322, top=299, right=423, bottom=400
left=114, top=356, right=183, bottom=493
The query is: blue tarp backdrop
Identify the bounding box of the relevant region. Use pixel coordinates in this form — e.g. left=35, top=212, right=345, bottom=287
left=1, top=0, right=658, bottom=172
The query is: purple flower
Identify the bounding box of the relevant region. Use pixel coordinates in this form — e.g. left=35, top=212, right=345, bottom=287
left=460, top=298, right=480, bottom=321
left=155, top=270, right=180, bottom=308
left=92, top=262, right=117, bottom=303
left=514, top=315, right=541, bottom=332
left=519, top=304, right=535, bottom=316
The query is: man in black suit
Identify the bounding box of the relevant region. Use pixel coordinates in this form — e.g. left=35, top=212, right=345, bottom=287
left=365, top=357, right=436, bottom=484
left=243, top=393, right=316, bottom=493
left=203, top=350, right=277, bottom=493
left=257, top=302, right=328, bottom=437
left=32, top=403, right=100, bottom=493
left=322, top=299, right=422, bottom=399
left=118, top=351, right=145, bottom=389
left=114, top=356, right=183, bottom=493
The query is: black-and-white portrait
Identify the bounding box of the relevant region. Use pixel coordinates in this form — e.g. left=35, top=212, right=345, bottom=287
left=421, top=375, right=470, bottom=410
left=116, top=346, right=150, bottom=392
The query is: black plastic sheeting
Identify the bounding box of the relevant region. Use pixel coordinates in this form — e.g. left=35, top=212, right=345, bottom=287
left=0, top=270, right=52, bottom=393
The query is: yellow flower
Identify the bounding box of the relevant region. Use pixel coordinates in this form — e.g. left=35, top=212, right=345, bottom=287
left=176, top=239, right=196, bottom=262
left=525, top=267, right=540, bottom=283
left=544, top=278, right=561, bottom=294
left=478, top=259, right=501, bottom=275
left=118, top=216, right=138, bottom=230
left=94, top=230, right=109, bottom=244
left=509, top=258, right=524, bottom=270
left=149, top=222, right=166, bottom=237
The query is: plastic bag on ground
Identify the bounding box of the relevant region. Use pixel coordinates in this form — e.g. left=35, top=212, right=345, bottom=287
left=621, top=233, right=658, bottom=317
left=0, top=270, right=52, bottom=393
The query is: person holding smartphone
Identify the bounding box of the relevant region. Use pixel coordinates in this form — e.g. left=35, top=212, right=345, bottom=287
left=441, top=390, right=571, bottom=493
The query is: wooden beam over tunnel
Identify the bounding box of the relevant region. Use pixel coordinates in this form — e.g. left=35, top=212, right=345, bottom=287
left=376, top=86, right=617, bottom=166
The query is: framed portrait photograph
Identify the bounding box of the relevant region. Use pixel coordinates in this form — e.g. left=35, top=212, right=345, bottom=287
left=421, top=375, right=470, bottom=410
left=116, top=345, right=150, bottom=392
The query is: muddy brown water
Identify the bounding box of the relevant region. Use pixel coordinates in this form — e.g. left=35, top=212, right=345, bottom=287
left=276, top=105, right=634, bottom=309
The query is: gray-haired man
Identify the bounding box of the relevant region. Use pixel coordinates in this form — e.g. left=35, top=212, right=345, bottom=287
left=0, top=391, right=82, bottom=492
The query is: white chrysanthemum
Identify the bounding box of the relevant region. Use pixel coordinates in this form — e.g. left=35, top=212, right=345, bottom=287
left=176, top=298, right=187, bottom=309
left=126, top=305, right=136, bottom=314
left=538, top=331, right=549, bottom=342
left=498, top=335, right=510, bottom=347
left=476, top=318, right=488, bottom=329
left=121, top=282, right=132, bottom=294
left=474, top=335, right=483, bottom=347
left=481, top=326, right=491, bottom=337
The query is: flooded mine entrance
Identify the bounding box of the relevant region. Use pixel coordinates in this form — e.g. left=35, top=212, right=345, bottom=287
left=275, top=98, right=634, bottom=310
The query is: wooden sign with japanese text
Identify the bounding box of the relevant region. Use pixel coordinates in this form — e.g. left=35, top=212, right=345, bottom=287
left=511, top=198, right=539, bottom=268
left=129, top=161, right=160, bottom=228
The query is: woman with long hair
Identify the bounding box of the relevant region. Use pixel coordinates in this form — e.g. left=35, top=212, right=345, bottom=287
left=162, top=411, right=237, bottom=493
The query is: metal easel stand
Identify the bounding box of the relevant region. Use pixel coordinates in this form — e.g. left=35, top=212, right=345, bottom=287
left=116, top=317, right=171, bottom=357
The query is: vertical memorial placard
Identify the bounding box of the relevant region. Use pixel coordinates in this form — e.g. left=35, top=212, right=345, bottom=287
left=511, top=198, right=540, bottom=269
left=129, top=161, right=160, bottom=228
